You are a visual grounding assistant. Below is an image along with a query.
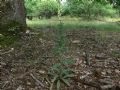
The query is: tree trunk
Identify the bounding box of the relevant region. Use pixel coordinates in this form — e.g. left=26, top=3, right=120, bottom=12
left=0, top=0, right=27, bottom=31
left=14, top=0, right=27, bottom=28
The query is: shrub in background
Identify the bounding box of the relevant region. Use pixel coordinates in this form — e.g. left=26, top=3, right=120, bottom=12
left=67, top=0, right=117, bottom=18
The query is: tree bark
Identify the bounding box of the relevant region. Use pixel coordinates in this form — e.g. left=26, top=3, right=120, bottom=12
left=0, top=0, right=27, bottom=31
left=14, top=0, right=27, bottom=28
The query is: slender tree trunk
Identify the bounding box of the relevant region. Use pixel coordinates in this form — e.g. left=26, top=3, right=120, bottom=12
left=56, top=0, right=62, bottom=22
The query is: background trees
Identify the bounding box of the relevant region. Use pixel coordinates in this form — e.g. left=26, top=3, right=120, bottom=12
left=25, top=0, right=58, bottom=19
left=36, top=0, right=58, bottom=19
left=66, top=0, right=117, bottom=18
left=24, top=0, right=119, bottom=19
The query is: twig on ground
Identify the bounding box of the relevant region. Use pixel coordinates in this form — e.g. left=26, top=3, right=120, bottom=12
left=30, top=73, right=44, bottom=87
left=100, top=84, right=115, bottom=90
left=2, top=81, right=10, bottom=89
left=73, top=76, right=101, bottom=89
left=16, top=85, right=22, bottom=90
left=73, top=76, right=117, bottom=90
left=84, top=51, right=90, bottom=66
left=0, top=48, right=14, bottom=55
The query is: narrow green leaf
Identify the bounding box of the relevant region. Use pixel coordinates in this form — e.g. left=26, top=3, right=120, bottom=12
left=57, top=80, right=61, bottom=90
left=61, top=79, right=70, bottom=86
left=52, top=75, right=58, bottom=83
left=62, top=69, right=75, bottom=75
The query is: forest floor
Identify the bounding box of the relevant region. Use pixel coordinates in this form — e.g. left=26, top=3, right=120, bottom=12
left=1, top=27, right=120, bottom=90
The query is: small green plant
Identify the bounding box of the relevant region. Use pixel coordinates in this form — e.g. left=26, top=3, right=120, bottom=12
left=53, top=23, right=68, bottom=56
left=49, top=22, right=74, bottom=90
left=49, top=5, right=75, bottom=89
left=48, top=59, right=75, bottom=90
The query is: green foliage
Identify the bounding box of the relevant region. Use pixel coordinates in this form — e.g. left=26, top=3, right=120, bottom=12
left=66, top=0, right=117, bottom=18
left=25, top=0, right=38, bottom=16
left=25, top=0, right=58, bottom=19
left=61, top=4, right=70, bottom=16
left=53, top=23, right=68, bottom=56
left=94, top=3, right=117, bottom=17
left=48, top=59, right=75, bottom=90
left=37, top=0, right=58, bottom=19
left=25, top=0, right=119, bottom=18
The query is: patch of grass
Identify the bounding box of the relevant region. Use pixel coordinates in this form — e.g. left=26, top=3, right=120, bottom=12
left=27, top=17, right=120, bottom=32
left=103, top=17, right=120, bottom=22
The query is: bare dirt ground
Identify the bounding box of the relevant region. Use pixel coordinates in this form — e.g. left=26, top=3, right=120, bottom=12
left=0, top=29, right=120, bottom=90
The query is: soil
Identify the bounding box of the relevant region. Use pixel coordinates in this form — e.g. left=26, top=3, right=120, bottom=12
left=0, top=29, right=120, bottom=90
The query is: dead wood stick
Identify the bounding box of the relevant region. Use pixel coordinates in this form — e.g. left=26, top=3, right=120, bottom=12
left=73, top=77, right=116, bottom=90
left=79, top=73, right=92, bottom=79
left=84, top=51, right=90, bottom=66
left=99, top=79, right=115, bottom=90
left=91, top=65, right=117, bottom=69
left=2, top=81, right=9, bottom=89
left=16, top=85, right=22, bottom=90
left=100, top=84, right=115, bottom=90
left=30, top=73, right=44, bottom=87
left=99, top=79, right=113, bottom=85
left=0, top=48, right=14, bottom=55
left=73, top=77, right=101, bottom=90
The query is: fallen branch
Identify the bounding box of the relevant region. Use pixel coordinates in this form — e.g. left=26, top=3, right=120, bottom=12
left=0, top=48, right=14, bottom=55
left=100, top=84, right=115, bottom=90
left=2, top=81, right=10, bottom=89
left=84, top=51, right=90, bottom=66
left=79, top=72, right=92, bottom=79
left=73, top=77, right=101, bottom=89
left=30, top=73, right=44, bottom=87
left=99, top=79, right=115, bottom=90
left=16, top=85, right=22, bottom=90
left=99, top=79, right=113, bottom=85
left=73, top=76, right=117, bottom=90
